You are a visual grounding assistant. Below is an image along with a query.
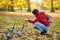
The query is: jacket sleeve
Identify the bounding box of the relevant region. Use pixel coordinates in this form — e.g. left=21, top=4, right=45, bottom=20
left=28, top=15, right=42, bottom=24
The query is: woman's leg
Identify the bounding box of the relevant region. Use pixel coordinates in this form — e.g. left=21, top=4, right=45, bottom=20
left=34, top=22, right=50, bottom=34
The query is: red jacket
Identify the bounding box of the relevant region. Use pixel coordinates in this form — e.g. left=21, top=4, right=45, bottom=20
left=28, top=12, right=50, bottom=27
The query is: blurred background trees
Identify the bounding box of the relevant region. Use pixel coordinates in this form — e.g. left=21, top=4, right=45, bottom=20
left=0, top=0, right=60, bottom=12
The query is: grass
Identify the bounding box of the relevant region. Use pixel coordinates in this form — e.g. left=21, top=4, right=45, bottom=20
left=0, top=38, right=6, bottom=40
left=0, top=12, right=60, bottom=40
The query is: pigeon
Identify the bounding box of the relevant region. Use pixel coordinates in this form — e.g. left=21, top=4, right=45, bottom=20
left=16, top=30, right=21, bottom=37
left=21, top=24, right=25, bottom=33
left=16, top=24, right=25, bottom=37
left=5, top=32, right=12, bottom=40
left=9, top=26, right=14, bottom=32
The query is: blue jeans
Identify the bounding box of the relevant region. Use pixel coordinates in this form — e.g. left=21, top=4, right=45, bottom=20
left=34, top=22, right=50, bottom=32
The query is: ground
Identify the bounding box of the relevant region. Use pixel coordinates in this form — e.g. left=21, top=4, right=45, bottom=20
left=0, top=11, right=60, bottom=40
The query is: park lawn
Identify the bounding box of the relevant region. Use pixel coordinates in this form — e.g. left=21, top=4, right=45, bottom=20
left=0, top=12, right=60, bottom=40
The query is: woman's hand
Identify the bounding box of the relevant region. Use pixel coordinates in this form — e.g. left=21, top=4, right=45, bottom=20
left=25, top=18, right=30, bottom=23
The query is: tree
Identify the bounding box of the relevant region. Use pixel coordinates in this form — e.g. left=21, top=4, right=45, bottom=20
left=51, top=0, right=55, bottom=12
left=9, top=0, right=14, bottom=11
left=27, top=0, right=31, bottom=12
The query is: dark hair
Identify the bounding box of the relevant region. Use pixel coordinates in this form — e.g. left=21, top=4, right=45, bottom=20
left=32, top=9, right=39, bottom=14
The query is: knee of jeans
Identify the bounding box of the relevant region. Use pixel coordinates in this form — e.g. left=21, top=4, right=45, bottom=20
left=34, top=26, right=37, bottom=29
left=34, top=22, right=40, bottom=25
left=34, top=23, right=39, bottom=29
left=34, top=23, right=38, bottom=27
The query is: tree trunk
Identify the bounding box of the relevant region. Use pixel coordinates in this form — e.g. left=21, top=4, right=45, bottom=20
left=27, top=0, right=31, bottom=12
left=51, top=0, right=55, bottom=12
left=9, top=0, right=14, bottom=11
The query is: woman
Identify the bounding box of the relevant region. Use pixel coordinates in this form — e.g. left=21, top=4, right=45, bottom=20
left=26, top=9, right=50, bottom=35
